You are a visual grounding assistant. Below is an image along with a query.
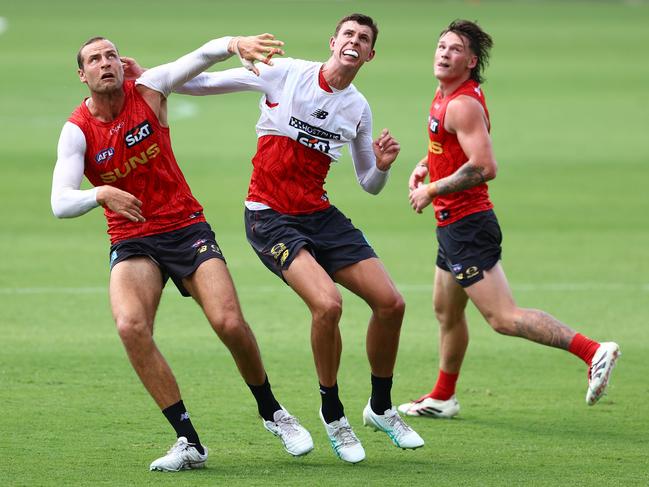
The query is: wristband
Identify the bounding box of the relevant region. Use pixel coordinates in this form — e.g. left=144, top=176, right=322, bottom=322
left=232, top=37, right=256, bottom=72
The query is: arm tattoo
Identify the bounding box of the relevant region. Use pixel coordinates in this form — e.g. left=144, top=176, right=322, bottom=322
left=435, top=162, right=486, bottom=196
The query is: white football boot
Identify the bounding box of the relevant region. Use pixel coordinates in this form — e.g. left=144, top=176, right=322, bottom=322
left=149, top=437, right=208, bottom=472
left=362, top=399, right=424, bottom=449
left=586, top=342, right=620, bottom=405
left=319, top=410, right=365, bottom=464
left=398, top=394, right=460, bottom=418
left=263, top=407, right=314, bottom=456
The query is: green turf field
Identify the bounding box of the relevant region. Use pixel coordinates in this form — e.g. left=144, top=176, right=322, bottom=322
left=1, top=0, right=648, bottom=485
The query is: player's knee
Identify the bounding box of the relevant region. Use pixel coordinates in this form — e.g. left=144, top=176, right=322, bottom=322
left=311, top=297, right=343, bottom=328
left=115, top=316, right=152, bottom=346
left=375, top=291, right=405, bottom=323
left=485, top=312, right=516, bottom=336
left=434, top=305, right=461, bottom=330
left=210, top=311, right=248, bottom=341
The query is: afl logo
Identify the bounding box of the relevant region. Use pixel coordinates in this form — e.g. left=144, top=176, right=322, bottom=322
left=95, top=147, right=115, bottom=164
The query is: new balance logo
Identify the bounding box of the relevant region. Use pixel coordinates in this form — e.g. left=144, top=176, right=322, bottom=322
left=311, top=109, right=329, bottom=119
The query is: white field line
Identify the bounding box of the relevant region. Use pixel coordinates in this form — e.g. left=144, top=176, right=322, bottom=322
left=1, top=282, right=648, bottom=295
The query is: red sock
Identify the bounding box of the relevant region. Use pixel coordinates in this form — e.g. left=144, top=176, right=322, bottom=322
left=430, top=369, right=459, bottom=400
left=568, top=333, right=600, bottom=365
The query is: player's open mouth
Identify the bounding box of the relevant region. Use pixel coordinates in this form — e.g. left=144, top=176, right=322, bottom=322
left=342, top=49, right=359, bottom=58
left=101, top=73, right=115, bottom=80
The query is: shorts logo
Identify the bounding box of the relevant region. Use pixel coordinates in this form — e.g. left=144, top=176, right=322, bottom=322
left=110, top=250, right=118, bottom=264
left=192, top=238, right=207, bottom=248
left=197, top=243, right=222, bottom=255
left=429, top=116, right=440, bottom=134
left=270, top=243, right=290, bottom=266
left=297, top=132, right=330, bottom=153
left=466, top=266, right=479, bottom=278
left=95, top=147, right=114, bottom=164
left=451, top=263, right=463, bottom=274
left=311, top=108, right=329, bottom=119
left=124, top=120, right=153, bottom=148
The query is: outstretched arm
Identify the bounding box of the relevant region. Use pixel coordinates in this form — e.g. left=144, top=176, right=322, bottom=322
left=409, top=95, right=497, bottom=213
left=135, top=34, right=284, bottom=123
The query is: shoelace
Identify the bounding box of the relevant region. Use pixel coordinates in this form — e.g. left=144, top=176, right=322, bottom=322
left=333, top=423, right=360, bottom=448
left=383, top=411, right=414, bottom=438
left=166, top=438, right=190, bottom=454
left=275, top=415, right=302, bottom=438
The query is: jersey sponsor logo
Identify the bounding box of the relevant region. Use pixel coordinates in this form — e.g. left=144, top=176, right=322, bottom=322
left=311, top=108, right=329, bottom=119
left=428, top=140, right=443, bottom=155
left=124, top=120, right=153, bottom=148
left=95, top=147, right=115, bottom=164
left=99, top=142, right=161, bottom=183
left=297, top=131, right=331, bottom=153
left=429, top=116, right=440, bottom=134
left=289, top=116, right=340, bottom=140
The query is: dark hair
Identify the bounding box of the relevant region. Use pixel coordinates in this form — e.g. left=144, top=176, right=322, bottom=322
left=334, top=13, right=379, bottom=48
left=76, top=36, right=118, bottom=69
left=440, top=19, right=492, bottom=84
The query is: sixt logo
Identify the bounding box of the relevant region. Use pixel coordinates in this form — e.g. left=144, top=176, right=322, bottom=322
left=124, top=120, right=153, bottom=148
left=429, top=116, right=440, bottom=134
left=95, top=147, right=114, bottom=164
left=296, top=132, right=330, bottom=153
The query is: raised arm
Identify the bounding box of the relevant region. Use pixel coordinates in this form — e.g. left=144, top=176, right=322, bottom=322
left=409, top=95, right=496, bottom=213
left=135, top=34, right=284, bottom=124
left=51, top=122, right=144, bottom=222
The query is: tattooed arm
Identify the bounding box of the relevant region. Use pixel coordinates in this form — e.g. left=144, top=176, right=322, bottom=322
left=409, top=95, right=497, bottom=213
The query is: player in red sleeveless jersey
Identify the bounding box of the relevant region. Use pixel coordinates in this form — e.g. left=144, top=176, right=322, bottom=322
left=51, top=34, right=315, bottom=471
left=399, top=20, right=619, bottom=418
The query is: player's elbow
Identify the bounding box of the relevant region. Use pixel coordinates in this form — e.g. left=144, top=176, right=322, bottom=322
left=51, top=203, right=70, bottom=219
left=482, top=160, right=498, bottom=181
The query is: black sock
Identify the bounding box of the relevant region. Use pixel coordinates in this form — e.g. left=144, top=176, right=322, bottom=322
left=162, top=400, right=204, bottom=454
left=370, top=374, right=393, bottom=415
left=247, top=376, right=281, bottom=422
left=320, top=383, right=345, bottom=423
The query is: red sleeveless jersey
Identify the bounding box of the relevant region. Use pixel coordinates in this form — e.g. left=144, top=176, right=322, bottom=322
left=248, top=135, right=332, bottom=215
left=427, top=79, right=493, bottom=226
left=68, top=81, right=205, bottom=243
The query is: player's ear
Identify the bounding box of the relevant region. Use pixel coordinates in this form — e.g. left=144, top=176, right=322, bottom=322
left=78, top=68, right=87, bottom=84
left=329, top=36, right=335, bottom=51
left=468, top=55, right=478, bottom=69
left=366, top=49, right=376, bottom=62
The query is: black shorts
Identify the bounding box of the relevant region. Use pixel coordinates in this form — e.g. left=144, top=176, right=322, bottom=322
left=109, top=222, right=226, bottom=297
left=436, top=210, right=502, bottom=288
left=244, top=206, right=377, bottom=282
